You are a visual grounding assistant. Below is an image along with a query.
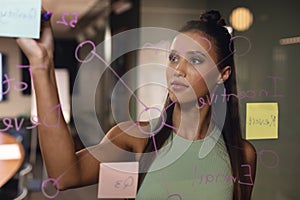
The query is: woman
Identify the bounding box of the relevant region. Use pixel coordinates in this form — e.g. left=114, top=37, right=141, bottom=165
left=17, top=9, right=256, bottom=200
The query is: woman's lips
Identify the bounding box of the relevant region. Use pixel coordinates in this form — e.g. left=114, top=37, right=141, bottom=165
left=171, top=81, right=189, bottom=91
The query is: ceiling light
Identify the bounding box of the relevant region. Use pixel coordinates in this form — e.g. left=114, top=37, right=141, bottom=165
left=230, top=7, right=253, bottom=31
left=279, top=36, right=300, bottom=45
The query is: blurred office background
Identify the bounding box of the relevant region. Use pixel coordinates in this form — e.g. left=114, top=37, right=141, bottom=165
left=0, top=0, right=299, bottom=199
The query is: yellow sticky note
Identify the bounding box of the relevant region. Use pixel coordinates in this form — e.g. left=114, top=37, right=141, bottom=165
left=246, top=103, right=278, bottom=140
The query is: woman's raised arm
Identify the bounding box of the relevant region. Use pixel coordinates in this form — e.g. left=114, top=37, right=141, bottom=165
left=16, top=9, right=146, bottom=191
left=16, top=12, right=101, bottom=190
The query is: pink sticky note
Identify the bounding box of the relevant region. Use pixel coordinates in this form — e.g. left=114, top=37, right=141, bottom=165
left=98, top=162, right=139, bottom=199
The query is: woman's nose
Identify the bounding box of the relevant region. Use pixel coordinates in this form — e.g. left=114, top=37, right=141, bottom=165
left=174, top=60, right=186, bottom=77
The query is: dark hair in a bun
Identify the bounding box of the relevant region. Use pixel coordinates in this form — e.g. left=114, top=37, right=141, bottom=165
left=179, top=10, right=232, bottom=68
left=179, top=10, right=246, bottom=200
left=199, top=10, right=226, bottom=26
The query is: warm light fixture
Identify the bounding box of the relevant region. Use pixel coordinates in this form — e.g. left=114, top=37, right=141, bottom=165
left=230, top=7, right=253, bottom=31
left=279, top=36, right=300, bottom=45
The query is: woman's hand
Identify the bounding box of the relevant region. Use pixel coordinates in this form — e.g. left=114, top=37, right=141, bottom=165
left=16, top=10, right=54, bottom=68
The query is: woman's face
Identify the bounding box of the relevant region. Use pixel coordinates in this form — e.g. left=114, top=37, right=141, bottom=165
left=166, top=31, right=220, bottom=104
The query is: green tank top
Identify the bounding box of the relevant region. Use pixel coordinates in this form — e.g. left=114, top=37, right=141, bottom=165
left=136, top=124, right=233, bottom=200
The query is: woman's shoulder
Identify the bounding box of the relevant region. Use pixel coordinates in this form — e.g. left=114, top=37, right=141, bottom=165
left=105, top=121, right=150, bottom=153
left=241, top=139, right=257, bottom=165
left=241, top=139, right=257, bottom=181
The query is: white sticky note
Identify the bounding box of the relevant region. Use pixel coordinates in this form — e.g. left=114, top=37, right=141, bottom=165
left=0, top=0, right=41, bottom=38
left=98, top=162, right=139, bottom=199
left=0, top=144, right=21, bottom=160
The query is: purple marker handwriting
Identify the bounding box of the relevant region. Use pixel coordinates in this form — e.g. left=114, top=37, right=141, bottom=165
left=268, top=76, right=284, bottom=98
left=238, top=164, right=254, bottom=186
left=2, top=65, right=46, bottom=95
left=197, top=75, right=284, bottom=109
left=0, top=104, right=62, bottom=131
left=1, top=65, right=34, bottom=95
left=191, top=163, right=254, bottom=186
left=56, top=12, right=78, bottom=28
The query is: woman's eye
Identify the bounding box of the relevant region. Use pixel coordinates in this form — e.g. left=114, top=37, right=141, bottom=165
left=189, top=57, right=204, bottom=65
left=169, top=54, right=179, bottom=62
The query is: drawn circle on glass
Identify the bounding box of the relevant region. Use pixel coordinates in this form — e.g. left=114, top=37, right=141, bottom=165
left=229, top=35, right=251, bottom=57
left=41, top=178, right=60, bottom=199
left=258, top=149, right=279, bottom=169
left=75, top=40, right=96, bottom=63
left=166, top=193, right=182, bottom=200
left=136, top=106, right=165, bottom=135
left=111, top=63, right=168, bottom=137
left=197, top=35, right=212, bottom=53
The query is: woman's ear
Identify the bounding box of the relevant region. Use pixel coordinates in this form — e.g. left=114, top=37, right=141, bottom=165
left=218, top=66, right=231, bottom=83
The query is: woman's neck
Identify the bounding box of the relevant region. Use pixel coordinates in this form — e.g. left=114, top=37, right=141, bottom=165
left=172, top=101, right=212, bottom=140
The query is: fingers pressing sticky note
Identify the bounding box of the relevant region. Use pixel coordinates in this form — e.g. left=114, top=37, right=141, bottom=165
left=246, top=102, right=278, bottom=140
